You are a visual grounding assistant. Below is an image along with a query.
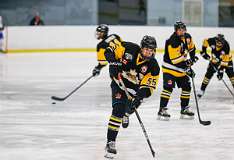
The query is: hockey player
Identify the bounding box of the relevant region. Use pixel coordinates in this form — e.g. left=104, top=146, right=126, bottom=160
left=104, top=35, right=160, bottom=158
left=92, top=24, right=123, bottom=77
left=197, top=34, right=234, bottom=98
left=158, top=21, right=198, bottom=120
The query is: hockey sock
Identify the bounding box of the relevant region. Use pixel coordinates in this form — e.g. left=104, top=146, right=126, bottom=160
left=160, top=88, right=172, bottom=108
left=180, top=89, right=191, bottom=108
left=107, top=115, right=122, bottom=142
left=201, top=76, right=210, bottom=91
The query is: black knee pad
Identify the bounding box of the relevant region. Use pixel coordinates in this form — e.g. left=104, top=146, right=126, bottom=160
left=182, top=85, right=191, bottom=92
left=163, top=86, right=173, bottom=93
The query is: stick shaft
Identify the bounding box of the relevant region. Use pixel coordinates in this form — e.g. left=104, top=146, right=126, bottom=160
left=51, top=75, right=94, bottom=101
left=118, top=78, right=156, bottom=158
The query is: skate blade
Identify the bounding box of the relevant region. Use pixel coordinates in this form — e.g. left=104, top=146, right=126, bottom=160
left=122, top=123, right=129, bottom=128
left=180, top=115, right=194, bottom=120
left=157, top=115, right=170, bottom=121
left=197, top=96, right=202, bottom=100
left=104, top=152, right=116, bottom=159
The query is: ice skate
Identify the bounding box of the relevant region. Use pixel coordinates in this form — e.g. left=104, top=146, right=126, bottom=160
left=122, top=113, right=129, bottom=128
left=157, top=107, right=170, bottom=121
left=197, top=90, right=205, bottom=99
left=180, top=106, right=195, bottom=120
left=104, top=141, right=117, bottom=159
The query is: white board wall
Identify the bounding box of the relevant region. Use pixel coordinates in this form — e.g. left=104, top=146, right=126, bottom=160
left=5, top=26, right=234, bottom=52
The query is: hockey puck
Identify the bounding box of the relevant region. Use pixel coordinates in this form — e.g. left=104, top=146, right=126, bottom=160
left=52, top=102, right=56, bottom=104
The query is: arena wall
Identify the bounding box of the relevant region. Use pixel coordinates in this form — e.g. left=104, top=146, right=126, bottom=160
left=3, top=26, right=234, bottom=53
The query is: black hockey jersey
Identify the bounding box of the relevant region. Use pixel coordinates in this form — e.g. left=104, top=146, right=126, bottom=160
left=96, top=34, right=123, bottom=66
left=105, top=41, right=160, bottom=98
left=162, top=32, right=196, bottom=77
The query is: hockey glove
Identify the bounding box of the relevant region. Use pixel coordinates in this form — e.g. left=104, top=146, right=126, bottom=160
left=128, top=96, right=142, bottom=114
left=211, top=55, right=220, bottom=64
left=185, top=59, right=194, bottom=67
left=186, top=68, right=196, bottom=78
left=200, top=51, right=210, bottom=60
left=186, top=56, right=199, bottom=67
left=92, top=66, right=101, bottom=76
left=217, top=69, right=224, bottom=80
left=192, top=56, right=199, bottom=63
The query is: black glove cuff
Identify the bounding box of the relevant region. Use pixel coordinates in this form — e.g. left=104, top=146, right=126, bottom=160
left=95, top=63, right=105, bottom=70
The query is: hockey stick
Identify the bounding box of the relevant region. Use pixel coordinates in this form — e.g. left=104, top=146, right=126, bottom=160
left=191, top=77, right=211, bottom=126
left=210, top=63, right=234, bottom=99
left=221, top=79, right=234, bottom=98
left=51, top=75, right=94, bottom=101
left=116, top=77, right=156, bottom=158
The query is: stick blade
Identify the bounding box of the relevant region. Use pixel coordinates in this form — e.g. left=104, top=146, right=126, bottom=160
left=201, top=120, right=211, bottom=126
left=152, top=150, right=156, bottom=158
left=51, top=96, right=65, bottom=101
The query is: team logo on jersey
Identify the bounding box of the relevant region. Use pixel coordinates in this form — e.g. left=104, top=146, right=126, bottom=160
left=141, top=66, right=148, bottom=73
left=139, top=73, right=144, bottom=80
left=125, top=53, right=133, bottom=60
left=115, top=93, right=122, bottom=99
left=168, top=80, right=173, bottom=85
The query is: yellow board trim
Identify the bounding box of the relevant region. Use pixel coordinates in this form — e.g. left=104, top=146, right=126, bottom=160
left=2, top=48, right=234, bottom=55
left=5, top=48, right=96, bottom=53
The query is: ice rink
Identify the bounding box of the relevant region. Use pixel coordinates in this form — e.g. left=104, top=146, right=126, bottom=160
left=0, top=52, right=234, bottom=160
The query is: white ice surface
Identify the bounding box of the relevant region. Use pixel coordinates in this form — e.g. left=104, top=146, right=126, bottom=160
left=0, top=52, right=234, bottom=160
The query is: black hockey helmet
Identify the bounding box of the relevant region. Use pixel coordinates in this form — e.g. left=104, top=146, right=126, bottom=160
left=215, top=34, right=225, bottom=45
left=140, top=35, right=157, bottom=49
left=140, top=35, right=157, bottom=60
left=96, top=24, right=109, bottom=38
left=174, top=21, right=186, bottom=31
